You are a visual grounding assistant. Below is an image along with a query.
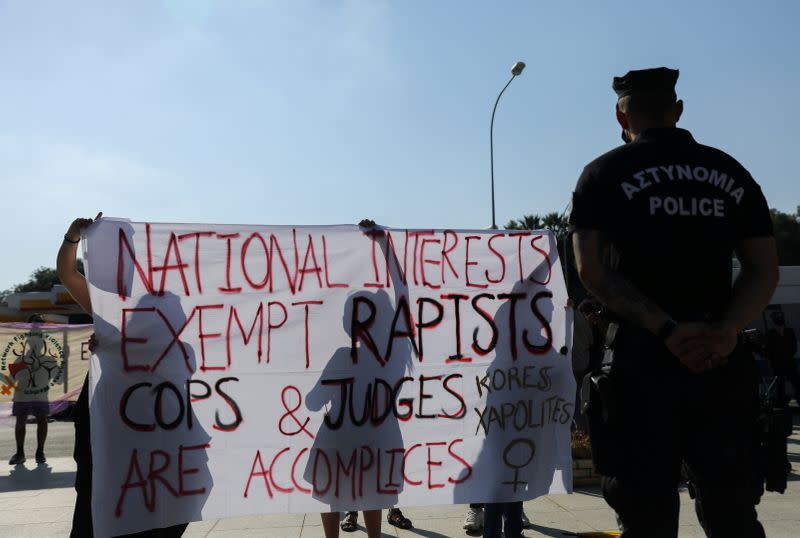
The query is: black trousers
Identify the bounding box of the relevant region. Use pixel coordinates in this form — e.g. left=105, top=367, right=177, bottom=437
left=71, top=378, right=188, bottom=538
left=588, top=326, right=765, bottom=538
left=482, top=502, right=522, bottom=538
left=772, top=361, right=800, bottom=404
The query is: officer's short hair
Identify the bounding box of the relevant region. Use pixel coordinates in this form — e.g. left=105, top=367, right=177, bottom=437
left=617, top=89, right=677, bottom=122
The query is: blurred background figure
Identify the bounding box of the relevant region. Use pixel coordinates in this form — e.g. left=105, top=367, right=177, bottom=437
left=766, top=309, right=800, bottom=406
left=8, top=313, right=50, bottom=465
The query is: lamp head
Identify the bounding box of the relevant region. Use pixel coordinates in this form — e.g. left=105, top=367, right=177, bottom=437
left=511, top=61, right=526, bottom=76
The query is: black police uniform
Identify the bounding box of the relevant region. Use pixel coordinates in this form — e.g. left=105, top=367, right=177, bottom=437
left=569, top=68, right=772, bottom=537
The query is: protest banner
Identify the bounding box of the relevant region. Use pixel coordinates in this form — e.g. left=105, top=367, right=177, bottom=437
left=0, top=323, right=93, bottom=422
left=84, top=218, right=575, bottom=536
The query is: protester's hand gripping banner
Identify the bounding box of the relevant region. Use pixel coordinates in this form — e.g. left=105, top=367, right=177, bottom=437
left=85, top=218, right=575, bottom=536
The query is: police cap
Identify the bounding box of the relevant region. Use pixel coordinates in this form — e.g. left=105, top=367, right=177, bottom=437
left=612, top=67, right=679, bottom=98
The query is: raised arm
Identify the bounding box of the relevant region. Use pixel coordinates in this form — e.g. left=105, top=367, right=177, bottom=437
left=358, top=219, right=408, bottom=305
left=56, top=213, right=102, bottom=315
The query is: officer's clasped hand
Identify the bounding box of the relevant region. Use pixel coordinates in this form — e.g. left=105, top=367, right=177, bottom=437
left=664, top=322, right=732, bottom=373
left=665, top=323, right=710, bottom=373
left=702, top=322, right=738, bottom=364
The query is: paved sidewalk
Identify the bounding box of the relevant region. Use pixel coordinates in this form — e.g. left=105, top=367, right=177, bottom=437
left=1, top=425, right=798, bottom=537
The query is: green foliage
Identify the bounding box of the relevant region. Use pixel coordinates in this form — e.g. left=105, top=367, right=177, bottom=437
left=8, top=259, right=85, bottom=294
left=13, top=267, right=61, bottom=293
left=504, top=211, right=585, bottom=299
left=505, top=214, right=543, bottom=231
left=771, top=208, right=800, bottom=266
left=505, top=212, right=569, bottom=239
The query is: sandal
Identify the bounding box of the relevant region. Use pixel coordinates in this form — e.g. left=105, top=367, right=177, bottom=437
left=340, top=511, right=358, bottom=532
left=387, top=508, right=413, bottom=529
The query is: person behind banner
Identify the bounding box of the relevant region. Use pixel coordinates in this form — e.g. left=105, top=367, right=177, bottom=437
left=8, top=314, right=51, bottom=466
left=571, top=67, right=778, bottom=537
left=480, top=278, right=550, bottom=538
left=462, top=503, right=533, bottom=534
left=307, top=220, right=415, bottom=538
left=577, top=299, right=608, bottom=372
left=452, top=273, right=562, bottom=538
left=340, top=508, right=412, bottom=533
left=570, top=302, right=594, bottom=433
left=765, top=309, right=800, bottom=406
left=306, top=288, right=402, bottom=538
left=57, top=213, right=190, bottom=538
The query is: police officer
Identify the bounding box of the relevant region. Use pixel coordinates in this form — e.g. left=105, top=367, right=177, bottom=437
left=570, top=67, right=778, bottom=537
left=766, top=310, right=800, bottom=405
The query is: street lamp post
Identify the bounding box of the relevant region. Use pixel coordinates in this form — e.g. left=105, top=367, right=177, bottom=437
left=490, top=61, right=525, bottom=229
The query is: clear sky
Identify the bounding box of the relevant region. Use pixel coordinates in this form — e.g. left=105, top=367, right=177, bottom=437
left=1, top=0, right=798, bottom=291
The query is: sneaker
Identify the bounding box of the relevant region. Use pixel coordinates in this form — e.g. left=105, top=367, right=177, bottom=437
left=387, top=508, right=413, bottom=529
left=463, top=506, right=483, bottom=531
left=35, top=450, right=46, bottom=464
left=521, top=508, right=531, bottom=528
left=340, top=511, right=358, bottom=533
left=8, top=453, right=25, bottom=465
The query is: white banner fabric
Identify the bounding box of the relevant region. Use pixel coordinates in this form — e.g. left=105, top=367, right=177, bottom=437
left=85, top=218, right=575, bottom=536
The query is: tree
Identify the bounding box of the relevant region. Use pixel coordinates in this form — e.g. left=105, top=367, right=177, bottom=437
left=540, top=211, right=570, bottom=241
left=13, top=267, right=60, bottom=293
left=505, top=212, right=569, bottom=239
left=8, top=260, right=85, bottom=294
left=505, top=214, right=543, bottom=231
left=504, top=212, right=585, bottom=299
left=771, top=207, right=800, bottom=266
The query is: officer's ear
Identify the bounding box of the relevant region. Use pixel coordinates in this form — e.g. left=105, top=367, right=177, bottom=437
left=615, top=103, right=629, bottom=131
left=673, top=99, right=684, bottom=124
